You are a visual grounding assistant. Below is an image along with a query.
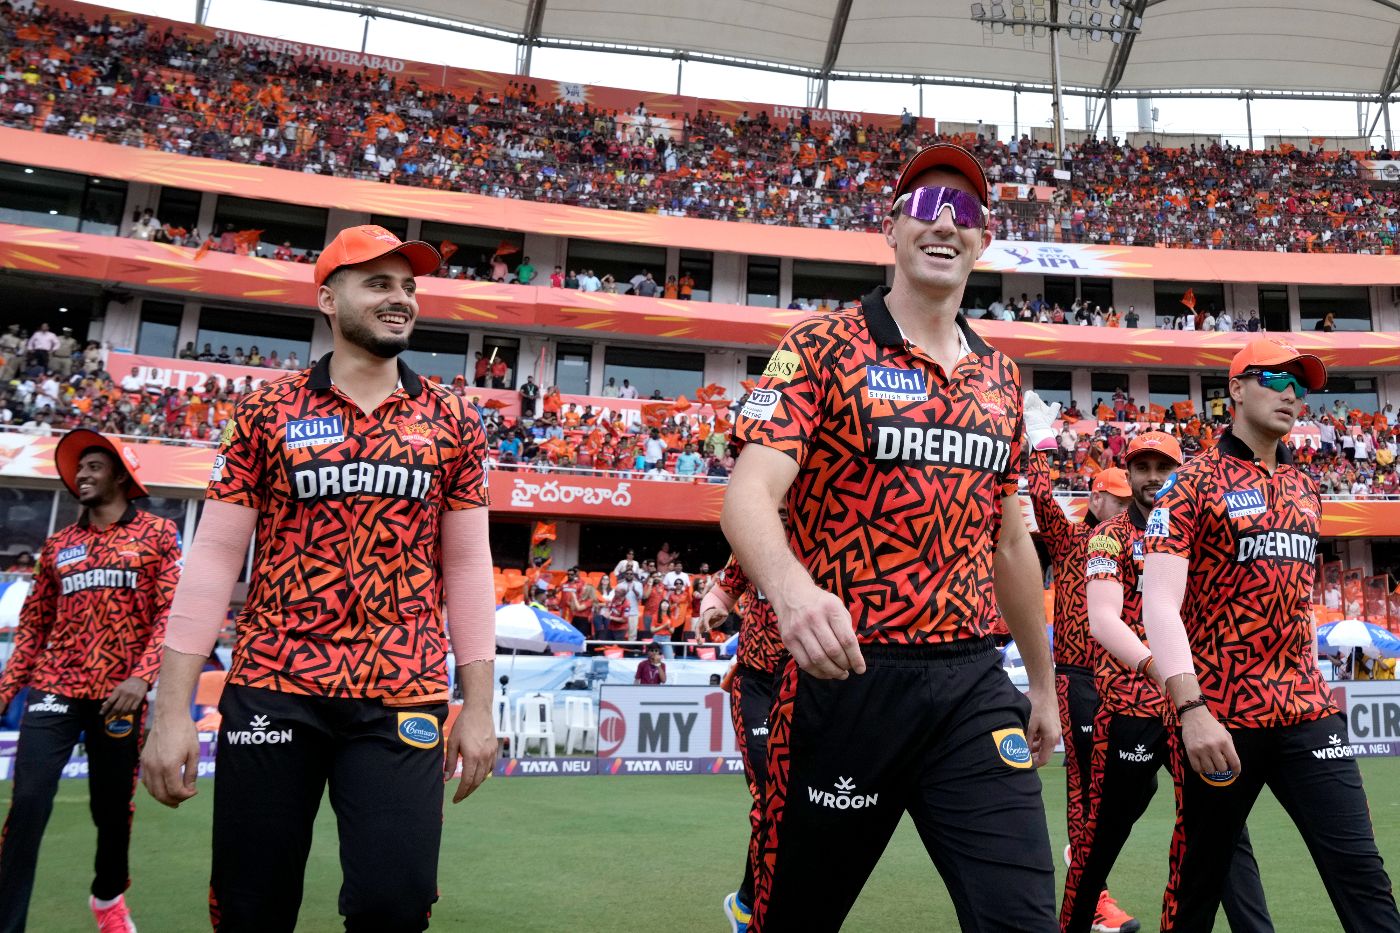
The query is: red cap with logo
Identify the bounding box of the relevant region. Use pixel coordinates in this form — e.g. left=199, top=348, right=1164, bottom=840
left=1091, top=467, right=1131, bottom=498
left=313, top=225, right=441, bottom=288
left=892, top=143, right=990, bottom=207
left=55, top=428, right=148, bottom=499
left=1228, top=337, right=1327, bottom=391
left=1124, top=430, right=1184, bottom=466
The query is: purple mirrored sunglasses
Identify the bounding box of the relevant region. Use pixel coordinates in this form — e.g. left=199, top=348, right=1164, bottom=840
left=893, top=185, right=989, bottom=228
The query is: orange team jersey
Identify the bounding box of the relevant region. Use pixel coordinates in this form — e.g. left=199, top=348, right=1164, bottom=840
left=0, top=506, right=180, bottom=706
left=715, top=556, right=783, bottom=673
left=737, top=287, right=1024, bottom=644
left=207, top=353, right=490, bottom=703
left=1084, top=508, right=1167, bottom=719
left=1144, top=429, right=1333, bottom=727
left=1025, top=451, right=1095, bottom=669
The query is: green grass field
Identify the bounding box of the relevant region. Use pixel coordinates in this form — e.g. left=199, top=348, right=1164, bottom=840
left=18, top=757, right=1400, bottom=931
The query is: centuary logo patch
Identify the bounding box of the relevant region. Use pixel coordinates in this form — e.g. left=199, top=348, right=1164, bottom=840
left=210, top=454, right=227, bottom=484
left=993, top=728, right=1033, bottom=769
left=397, top=712, right=440, bottom=749
left=866, top=366, right=928, bottom=401
left=1145, top=506, right=1171, bottom=538
left=284, top=416, right=345, bottom=449
left=1088, top=534, right=1121, bottom=556
left=807, top=776, right=879, bottom=810
left=740, top=388, right=781, bottom=421
left=104, top=714, right=135, bottom=738
left=1224, top=488, right=1267, bottom=518
left=762, top=349, right=801, bottom=383
left=55, top=544, right=87, bottom=568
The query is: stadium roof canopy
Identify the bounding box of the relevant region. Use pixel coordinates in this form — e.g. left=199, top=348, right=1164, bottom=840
left=269, top=0, right=1400, bottom=101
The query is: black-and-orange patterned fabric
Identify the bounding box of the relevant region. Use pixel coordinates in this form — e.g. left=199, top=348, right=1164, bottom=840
left=1026, top=451, right=1095, bottom=669
left=1085, top=506, right=1168, bottom=720
left=0, top=506, right=180, bottom=704
left=1144, top=429, right=1334, bottom=727
left=735, top=287, right=1024, bottom=644
left=714, top=556, right=783, bottom=673
left=208, top=353, right=489, bottom=703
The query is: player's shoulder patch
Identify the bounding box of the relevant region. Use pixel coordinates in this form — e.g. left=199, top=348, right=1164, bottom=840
left=1154, top=470, right=1179, bottom=500
left=1145, top=505, right=1171, bottom=538
left=1087, top=533, right=1122, bottom=556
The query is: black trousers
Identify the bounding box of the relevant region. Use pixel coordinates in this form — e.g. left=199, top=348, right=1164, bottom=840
left=210, top=685, right=450, bottom=933
left=729, top=663, right=776, bottom=908
left=1056, top=666, right=1098, bottom=860
left=0, top=693, right=143, bottom=933
left=751, top=642, right=1057, bottom=933
left=1163, top=713, right=1399, bottom=932
left=1059, top=709, right=1273, bottom=932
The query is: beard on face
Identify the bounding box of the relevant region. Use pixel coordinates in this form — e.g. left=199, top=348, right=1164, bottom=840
left=339, top=303, right=411, bottom=359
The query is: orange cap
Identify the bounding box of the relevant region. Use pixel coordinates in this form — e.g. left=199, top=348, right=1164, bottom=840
left=1124, top=430, right=1183, bottom=466
left=313, top=225, right=441, bottom=288
left=55, top=429, right=148, bottom=499
left=892, top=143, right=990, bottom=207
left=1228, top=337, right=1327, bottom=391
left=1091, top=467, right=1131, bottom=498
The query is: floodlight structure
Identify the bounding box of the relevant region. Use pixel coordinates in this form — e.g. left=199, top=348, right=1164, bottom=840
left=970, top=0, right=1142, bottom=173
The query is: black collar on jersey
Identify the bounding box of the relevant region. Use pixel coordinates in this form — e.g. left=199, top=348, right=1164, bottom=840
left=78, top=503, right=138, bottom=530
left=309, top=352, right=424, bottom=398
left=1219, top=427, right=1293, bottom=466
left=860, top=287, right=993, bottom=357
left=1128, top=501, right=1148, bottom=530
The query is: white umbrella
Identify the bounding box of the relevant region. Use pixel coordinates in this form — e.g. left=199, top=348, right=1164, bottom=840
left=0, top=578, right=30, bottom=629
left=1317, top=619, right=1400, bottom=659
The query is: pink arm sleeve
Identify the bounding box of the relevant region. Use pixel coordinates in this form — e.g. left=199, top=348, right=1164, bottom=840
left=700, top=586, right=735, bottom=618
left=441, top=506, right=496, bottom=666
left=1141, top=553, right=1196, bottom=681
left=163, top=500, right=258, bottom=657
left=1087, top=578, right=1151, bottom=671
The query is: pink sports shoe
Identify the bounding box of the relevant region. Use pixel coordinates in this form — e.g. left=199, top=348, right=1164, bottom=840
left=90, top=894, right=137, bottom=933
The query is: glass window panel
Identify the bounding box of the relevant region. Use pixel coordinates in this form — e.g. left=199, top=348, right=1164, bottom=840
left=603, top=346, right=704, bottom=400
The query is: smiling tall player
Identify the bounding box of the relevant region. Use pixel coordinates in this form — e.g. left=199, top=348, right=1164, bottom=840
left=142, top=226, right=501, bottom=932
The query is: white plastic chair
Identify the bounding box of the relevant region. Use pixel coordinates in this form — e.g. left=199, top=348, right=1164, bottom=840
left=514, top=692, right=556, bottom=757
left=562, top=696, right=597, bottom=754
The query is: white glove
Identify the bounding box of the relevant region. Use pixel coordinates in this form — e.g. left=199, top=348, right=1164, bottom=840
left=1023, top=390, right=1062, bottom=452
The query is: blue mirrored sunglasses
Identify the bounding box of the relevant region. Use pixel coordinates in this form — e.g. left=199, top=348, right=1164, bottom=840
left=893, top=186, right=989, bottom=228
left=1245, top=369, right=1309, bottom=398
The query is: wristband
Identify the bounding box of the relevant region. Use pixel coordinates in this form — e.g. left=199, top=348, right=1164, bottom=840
left=1176, top=697, right=1208, bottom=717
left=1135, top=654, right=1154, bottom=676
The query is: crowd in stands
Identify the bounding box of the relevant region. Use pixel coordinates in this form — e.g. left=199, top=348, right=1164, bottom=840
left=1047, top=390, right=1400, bottom=498
left=966, top=293, right=1266, bottom=331
left=4, top=2, right=1400, bottom=251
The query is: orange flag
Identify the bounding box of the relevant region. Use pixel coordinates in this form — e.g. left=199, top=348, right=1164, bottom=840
left=232, top=229, right=263, bottom=254
left=493, top=240, right=520, bottom=257
left=1180, top=288, right=1196, bottom=312
left=440, top=240, right=458, bottom=262
left=192, top=238, right=214, bottom=262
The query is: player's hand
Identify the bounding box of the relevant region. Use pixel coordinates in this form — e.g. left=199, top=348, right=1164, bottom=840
left=697, top=606, right=726, bottom=636
left=445, top=704, right=496, bottom=804
left=100, top=676, right=149, bottom=717
left=1026, top=686, right=1061, bottom=768
left=141, top=713, right=201, bottom=807
left=1022, top=390, right=1062, bottom=452
left=775, top=584, right=864, bottom=680
left=1180, top=706, right=1240, bottom=776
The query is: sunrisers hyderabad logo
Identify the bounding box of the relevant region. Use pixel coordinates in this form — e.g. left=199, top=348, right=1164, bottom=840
left=398, top=419, right=437, bottom=448
left=597, top=700, right=626, bottom=756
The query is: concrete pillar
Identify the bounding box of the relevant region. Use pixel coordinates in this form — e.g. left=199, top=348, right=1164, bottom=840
left=521, top=233, right=566, bottom=277
left=120, top=181, right=158, bottom=231
left=326, top=208, right=369, bottom=241
left=589, top=342, right=607, bottom=395
left=1128, top=371, right=1150, bottom=411
left=710, top=253, right=744, bottom=305
left=176, top=301, right=201, bottom=351
left=1070, top=369, right=1092, bottom=408
left=705, top=351, right=746, bottom=396
left=1188, top=372, right=1203, bottom=412
left=196, top=191, right=218, bottom=239
left=778, top=257, right=794, bottom=309
left=552, top=521, right=581, bottom=568
left=1286, top=285, right=1301, bottom=331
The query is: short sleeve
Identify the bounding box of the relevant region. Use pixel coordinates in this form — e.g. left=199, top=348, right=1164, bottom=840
left=715, top=557, right=749, bottom=599
left=1085, top=521, right=1128, bottom=583
left=1141, top=463, right=1199, bottom=560
left=1000, top=358, right=1025, bottom=498
left=734, top=319, right=829, bottom=466
left=206, top=396, right=266, bottom=509
left=444, top=395, right=490, bottom=511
